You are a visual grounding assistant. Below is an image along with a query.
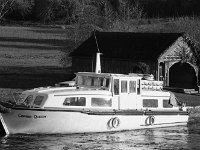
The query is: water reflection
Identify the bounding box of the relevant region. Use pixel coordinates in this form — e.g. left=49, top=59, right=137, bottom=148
left=1, top=122, right=200, bottom=150
left=187, top=118, right=200, bottom=150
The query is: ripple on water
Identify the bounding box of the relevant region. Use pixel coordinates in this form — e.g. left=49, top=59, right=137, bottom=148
left=1, top=123, right=200, bottom=150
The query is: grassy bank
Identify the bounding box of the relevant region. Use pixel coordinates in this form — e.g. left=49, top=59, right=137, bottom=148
left=174, top=93, right=200, bottom=107
left=0, top=25, right=75, bottom=67
left=0, top=66, right=74, bottom=89
left=0, top=25, right=76, bottom=89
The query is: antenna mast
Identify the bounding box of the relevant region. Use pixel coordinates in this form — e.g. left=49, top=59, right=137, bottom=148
left=94, top=31, right=102, bottom=74
left=94, top=31, right=100, bottom=52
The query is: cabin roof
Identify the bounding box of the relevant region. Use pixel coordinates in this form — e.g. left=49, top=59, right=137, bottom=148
left=70, top=31, right=184, bottom=60
left=76, top=72, right=142, bottom=78
left=76, top=72, right=112, bottom=77
left=25, top=86, right=112, bottom=96
left=51, top=89, right=112, bottom=96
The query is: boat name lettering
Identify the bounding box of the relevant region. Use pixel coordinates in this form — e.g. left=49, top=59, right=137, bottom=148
left=34, top=115, right=46, bottom=119
left=18, top=114, right=32, bottom=118
left=18, top=114, right=46, bottom=119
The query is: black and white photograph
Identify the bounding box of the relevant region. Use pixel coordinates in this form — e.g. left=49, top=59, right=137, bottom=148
left=0, top=0, right=200, bottom=149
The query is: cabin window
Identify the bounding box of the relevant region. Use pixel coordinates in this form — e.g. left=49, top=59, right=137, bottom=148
left=114, top=79, right=119, bottom=95
left=77, top=75, right=110, bottom=89
left=143, top=99, right=158, bottom=108
left=129, top=81, right=136, bottom=93
left=91, top=98, right=112, bottom=107
left=82, top=76, right=87, bottom=85
left=163, top=99, right=173, bottom=108
left=121, top=80, right=127, bottom=93
left=106, top=78, right=110, bottom=87
left=77, top=76, right=83, bottom=85
left=63, top=97, right=86, bottom=106
left=137, top=79, right=140, bottom=95
left=86, top=77, right=92, bottom=86
left=33, top=96, right=44, bottom=106
left=92, top=77, right=102, bottom=87
left=77, top=76, right=87, bottom=85
left=91, top=77, right=95, bottom=86
left=100, top=78, right=104, bottom=86
left=24, top=95, right=33, bottom=105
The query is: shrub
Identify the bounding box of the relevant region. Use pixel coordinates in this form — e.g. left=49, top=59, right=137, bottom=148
left=10, top=0, right=34, bottom=20
left=0, top=0, right=15, bottom=21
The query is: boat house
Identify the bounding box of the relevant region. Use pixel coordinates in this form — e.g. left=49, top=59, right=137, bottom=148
left=70, top=31, right=199, bottom=91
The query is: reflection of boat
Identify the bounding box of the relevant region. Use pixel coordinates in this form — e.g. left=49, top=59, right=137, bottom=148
left=0, top=53, right=188, bottom=135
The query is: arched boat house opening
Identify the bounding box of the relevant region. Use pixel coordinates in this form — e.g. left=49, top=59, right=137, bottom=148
left=158, top=35, right=199, bottom=92
left=70, top=31, right=200, bottom=93
left=169, top=62, right=197, bottom=89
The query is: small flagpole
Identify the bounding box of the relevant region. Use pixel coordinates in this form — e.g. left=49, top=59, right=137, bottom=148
left=94, top=31, right=102, bottom=73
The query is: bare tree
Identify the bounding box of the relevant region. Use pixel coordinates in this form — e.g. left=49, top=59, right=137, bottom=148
left=0, top=0, right=15, bottom=21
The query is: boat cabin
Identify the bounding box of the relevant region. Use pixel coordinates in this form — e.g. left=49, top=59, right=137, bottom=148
left=18, top=71, right=178, bottom=112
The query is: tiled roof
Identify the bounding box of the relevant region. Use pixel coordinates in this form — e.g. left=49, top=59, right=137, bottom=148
left=70, top=31, right=184, bottom=60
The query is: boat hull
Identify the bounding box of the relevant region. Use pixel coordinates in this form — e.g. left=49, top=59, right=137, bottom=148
left=0, top=108, right=188, bottom=134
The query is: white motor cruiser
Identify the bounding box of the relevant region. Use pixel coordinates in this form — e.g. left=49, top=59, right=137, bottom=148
left=0, top=53, right=188, bottom=135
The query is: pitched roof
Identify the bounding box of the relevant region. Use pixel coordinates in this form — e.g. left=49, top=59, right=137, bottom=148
left=70, top=31, right=184, bottom=60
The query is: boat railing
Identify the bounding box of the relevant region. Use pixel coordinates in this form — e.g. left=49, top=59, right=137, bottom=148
left=141, top=80, right=163, bottom=91
left=12, top=92, right=25, bottom=103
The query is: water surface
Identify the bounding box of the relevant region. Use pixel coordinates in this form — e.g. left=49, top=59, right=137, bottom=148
left=0, top=119, right=200, bottom=150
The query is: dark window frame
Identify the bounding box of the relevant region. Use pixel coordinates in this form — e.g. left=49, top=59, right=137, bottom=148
left=91, top=97, right=112, bottom=107
left=121, top=80, right=128, bottom=93
left=163, top=99, right=173, bottom=108
left=33, top=95, right=44, bottom=106
left=143, top=99, right=158, bottom=108
left=24, top=95, right=33, bottom=105
left=114, top=79, right=119, bottom=95
left=129, top=80, right=136, bottom=93
left=63, top=97, right=86, bottom=106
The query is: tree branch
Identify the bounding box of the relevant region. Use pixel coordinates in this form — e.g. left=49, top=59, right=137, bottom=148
left=0, top=0, right=15, bottom=20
